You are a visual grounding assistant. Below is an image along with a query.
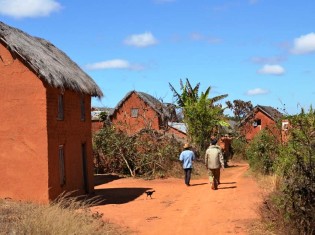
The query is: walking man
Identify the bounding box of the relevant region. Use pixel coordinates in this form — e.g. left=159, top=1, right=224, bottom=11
left=179, top=143, right=195, bottom=186
left=205, top=139, right=224, bottom=190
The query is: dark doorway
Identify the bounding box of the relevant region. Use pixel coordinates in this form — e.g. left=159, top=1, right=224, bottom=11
left=81, top=143, right=89, bottom=193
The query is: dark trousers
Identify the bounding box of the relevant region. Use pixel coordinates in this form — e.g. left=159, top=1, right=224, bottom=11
left=208, top=168, right=221, bottom=189
left=184, top=168, right=192, bottom=185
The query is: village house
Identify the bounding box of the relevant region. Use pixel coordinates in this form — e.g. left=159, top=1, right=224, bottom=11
left=110, top=90, right=187, bottom=141
left=0, top=22, right=103, bottom=202
left=91, top=107, right=114, bottom=134
left=241, top=105, right=283, bottom=141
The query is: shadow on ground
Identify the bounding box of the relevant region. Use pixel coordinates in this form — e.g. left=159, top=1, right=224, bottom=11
left=94, top=174, right=124, bottom=186
left=91, top=187, right=152, bottom=205
left=190, top=183, right=208, bottom=187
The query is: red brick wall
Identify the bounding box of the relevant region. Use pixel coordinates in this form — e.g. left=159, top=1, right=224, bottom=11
left=0, top=43, right=95, bottom=202
left=46, top=88, right=94, bottom=200
left=111, top=92, right=161, bottom=135
left=0, top=43, right=49, bottom=202
left=244, top=111, right=280, bottom=141
left=165, top=127, right=187, bottom=141
left=92, top=120, right=103, bottom=134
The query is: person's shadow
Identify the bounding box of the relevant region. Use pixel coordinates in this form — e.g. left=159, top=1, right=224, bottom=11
left=190, top=183, right=208, bottom=187
left=218, top=181, right=237, bottom=189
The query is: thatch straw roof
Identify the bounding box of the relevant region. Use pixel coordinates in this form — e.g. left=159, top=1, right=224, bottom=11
left=0, top=21, right=103, bottom=97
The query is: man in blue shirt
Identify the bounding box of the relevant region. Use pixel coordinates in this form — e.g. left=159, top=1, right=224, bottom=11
left=179, top=143, right=196, bottom=186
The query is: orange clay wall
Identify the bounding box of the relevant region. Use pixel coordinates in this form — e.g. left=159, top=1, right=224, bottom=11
left=0, top=43, right=49, bottom=202
left=245, top=111, right=279, bottom=141
left=165, top=127, right=187, bottom=141
left=111, top=93, right=160, bottom=134
left=92, top=120, right=103, bottom=134
left=46, top=88, right=94, bottom=200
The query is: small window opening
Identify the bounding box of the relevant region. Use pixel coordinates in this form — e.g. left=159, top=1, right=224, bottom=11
left=57, top=94, right=64, bottom=120
left=131, top=108, right=139, bottom=118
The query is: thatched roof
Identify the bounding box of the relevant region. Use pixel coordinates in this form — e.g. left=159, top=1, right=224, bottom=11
left=112, top=90, right=171, bottom=118
left=0, top=21, right=103, bottom=97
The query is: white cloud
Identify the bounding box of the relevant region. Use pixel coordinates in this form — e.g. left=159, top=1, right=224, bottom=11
left=124, top=32, right=158, bottom=48
left=257, top=64, right=285, bottom=75
left=246, top=88, right=269, bottom=96
left=291, top=33, right=315, bottom=54
left=85, top=59, right=144, bottom=71
left=0, top=0, right=62, bottom=18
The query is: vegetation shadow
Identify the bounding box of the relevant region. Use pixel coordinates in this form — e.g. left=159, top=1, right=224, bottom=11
left=94, top=174, right=124, bottom=186
left=92, top=187, right=152, bottom=205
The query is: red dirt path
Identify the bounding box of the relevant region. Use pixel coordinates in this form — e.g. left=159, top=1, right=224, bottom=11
left=92, top=162, right=264, bottom=235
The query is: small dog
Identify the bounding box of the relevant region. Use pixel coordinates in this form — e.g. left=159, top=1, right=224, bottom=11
left=145, top=190, right=155, bottom=199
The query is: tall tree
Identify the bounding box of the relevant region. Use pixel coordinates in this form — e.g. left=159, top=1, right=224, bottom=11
left=169, top=78, right=228, bottom=152
left=225, top=99, right=253, bottom=124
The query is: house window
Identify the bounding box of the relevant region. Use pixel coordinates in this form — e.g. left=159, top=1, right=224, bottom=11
left=59, top=145, right=66, bottom=186
left=253, top=119, right=261, bottom=127
left=131, top=108, right=139, bottom=118
left=282, top=121, right=289, bottom=130
left=80, top=95, right=85, bottom=121
left=57, top=94, right=64, bottom=120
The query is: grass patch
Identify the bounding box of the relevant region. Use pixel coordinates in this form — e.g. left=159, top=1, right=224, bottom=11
left=0, top=194, right=127, bottom=235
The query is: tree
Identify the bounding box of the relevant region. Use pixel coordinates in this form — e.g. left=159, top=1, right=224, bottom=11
left=169, top=78, right=228, bottom=153
left=225, top=99, right=253, bottom=124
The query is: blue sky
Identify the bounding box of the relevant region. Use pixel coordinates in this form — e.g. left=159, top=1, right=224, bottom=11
left=1, top=0, right=315, bottom=115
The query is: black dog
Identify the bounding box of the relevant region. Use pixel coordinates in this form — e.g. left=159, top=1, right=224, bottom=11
left=145, top=190, right=155, bottom=199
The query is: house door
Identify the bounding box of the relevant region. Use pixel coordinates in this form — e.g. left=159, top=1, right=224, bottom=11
left=81, top=143, right=89, bottom=193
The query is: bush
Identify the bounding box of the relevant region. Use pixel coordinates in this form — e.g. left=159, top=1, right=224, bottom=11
left=272, top=108, right=315, bottom=234
left=246, top=129, right=280, bottom=175
left=93, top=126, right=183, bottom=178
left=230, top=137, right=247, bottom=160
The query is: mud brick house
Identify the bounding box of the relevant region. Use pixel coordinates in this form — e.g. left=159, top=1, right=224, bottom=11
left=241, top=105, right=283, bottom=141
left=91, top=107, right=114, bottom=134
left=110, top=90, right=186, bottom=140
left=0, top=22, right=103, bottom=202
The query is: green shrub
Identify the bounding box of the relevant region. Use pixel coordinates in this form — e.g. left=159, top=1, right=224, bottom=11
left=230, top=137, right=247, bottom=160
left=273, top=108, right=315, bottom=234
left=246, top=129, right=279, bottom=175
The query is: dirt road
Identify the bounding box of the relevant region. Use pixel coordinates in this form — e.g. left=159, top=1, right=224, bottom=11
left=92, top=162, right=264, bottom=235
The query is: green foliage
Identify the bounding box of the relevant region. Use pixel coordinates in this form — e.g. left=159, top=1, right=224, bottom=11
left=169, top=78, right=228, bottom=152
left=230, top=137, right=247, bottom=160
left=272, top=108, right=315, bottom=234
left=246, top=129, right=280, bottom=175
left=93, top=126, right=182, bottom=178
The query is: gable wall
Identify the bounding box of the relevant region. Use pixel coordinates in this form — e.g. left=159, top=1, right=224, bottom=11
left=111, top=92, right=160, bottom=134
left=0, top=43, right=49, bottom=202
left=244, top=110, right=280, bottom=141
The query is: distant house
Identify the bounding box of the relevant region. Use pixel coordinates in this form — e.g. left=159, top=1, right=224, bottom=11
left=91, top=107, right=114, bottom=134
left=241, top=105, right=283, bottom=141
left=110, top=90, right=186, bottom=140
left=0, top=22, right=103, bottom=202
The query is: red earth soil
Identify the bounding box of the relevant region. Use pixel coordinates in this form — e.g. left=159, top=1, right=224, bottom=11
left=92, top=162, right=264, bottom=235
